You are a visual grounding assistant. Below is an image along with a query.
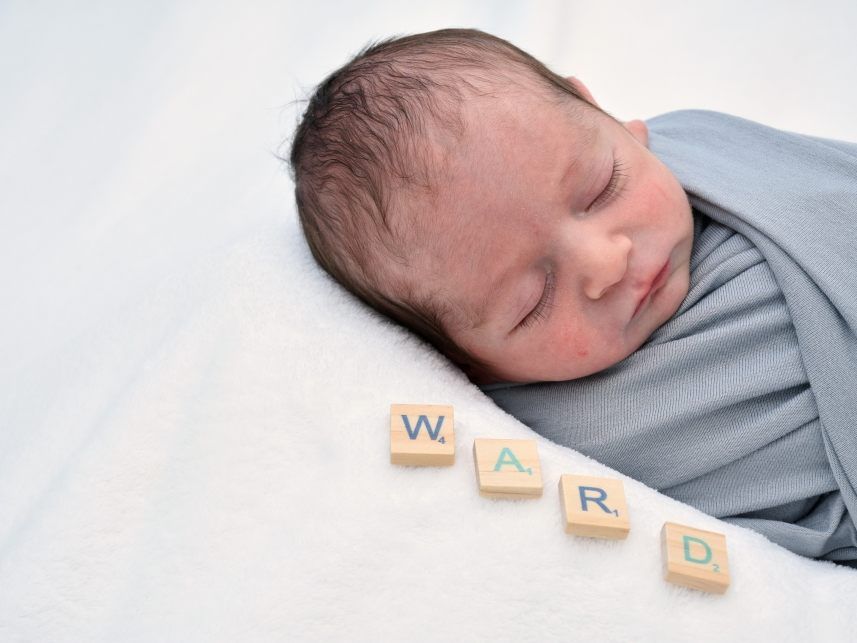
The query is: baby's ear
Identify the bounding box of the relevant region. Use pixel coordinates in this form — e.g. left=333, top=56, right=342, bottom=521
left=623, top=119, right=650, bottom=149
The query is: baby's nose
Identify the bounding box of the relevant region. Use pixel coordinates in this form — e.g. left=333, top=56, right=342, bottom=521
left=582, top=236, right=631, bottom=300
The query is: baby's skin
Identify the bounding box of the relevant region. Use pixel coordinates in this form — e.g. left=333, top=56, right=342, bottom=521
left=409, top=76, right=695, bottom=385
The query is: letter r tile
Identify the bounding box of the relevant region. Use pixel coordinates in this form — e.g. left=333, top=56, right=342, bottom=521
left=390, top=403, right=455, bottom=466
left=472, top=438, right=543, bottom=499
left=661, top=521, right=731, bottom=594
left=558, top=474, right=630, bottom=539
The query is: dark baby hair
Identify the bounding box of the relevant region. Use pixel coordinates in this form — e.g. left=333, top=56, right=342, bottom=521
left=287, top=27, right=613, bottom=384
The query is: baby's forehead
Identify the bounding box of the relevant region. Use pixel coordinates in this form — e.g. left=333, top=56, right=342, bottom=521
left=438, top=94, right=600, bottom=186
left=398, top=79, right=601, bottom=248
left=415, top=94, right=603, bottom=265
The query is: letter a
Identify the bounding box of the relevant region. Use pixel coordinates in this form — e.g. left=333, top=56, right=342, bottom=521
left=493, top=447, right=526, bottom=472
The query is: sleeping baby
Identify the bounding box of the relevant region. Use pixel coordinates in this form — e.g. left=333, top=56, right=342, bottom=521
left=288, top=28, right=857, bottom=566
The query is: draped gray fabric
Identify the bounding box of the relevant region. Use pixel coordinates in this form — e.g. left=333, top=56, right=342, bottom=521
left=478, top=110, right=857, bottom=564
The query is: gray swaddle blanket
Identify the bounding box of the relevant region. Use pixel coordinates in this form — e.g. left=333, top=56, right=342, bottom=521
left=479, top=109, right=857, bottom=564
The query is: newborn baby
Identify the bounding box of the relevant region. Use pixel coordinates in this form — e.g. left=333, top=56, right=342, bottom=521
left=289, top=27, right=694, bottom=385
left=406, top=76, right=694, bottom=385
left=289, top=28, right=857, bottom=565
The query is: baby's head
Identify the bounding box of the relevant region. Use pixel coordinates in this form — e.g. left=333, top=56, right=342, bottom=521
left=288, top=28, right=694, bottom=385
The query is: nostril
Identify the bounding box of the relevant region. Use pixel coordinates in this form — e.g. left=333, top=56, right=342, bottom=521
left=587, top=280, right=618, bottom=300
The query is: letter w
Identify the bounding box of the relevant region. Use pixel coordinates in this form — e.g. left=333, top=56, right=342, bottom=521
left=401, top=414, right=445, bottom=440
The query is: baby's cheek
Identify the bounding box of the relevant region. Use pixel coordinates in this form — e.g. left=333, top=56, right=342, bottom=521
left=573, top=335, right=590, bottom=359
left=556, top=323, right=591, bottom=359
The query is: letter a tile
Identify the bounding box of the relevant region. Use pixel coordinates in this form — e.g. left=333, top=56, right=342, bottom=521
left=390, top=403, right=455, bottom=466
left=559, top=474, right=630, bottom=539
left=661, top=521, right=730, bottom=594
left=472, top=438, right=543, bottom=499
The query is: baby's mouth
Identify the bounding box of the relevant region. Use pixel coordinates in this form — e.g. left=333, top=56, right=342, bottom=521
left=632, top=259, right=670, bottom=319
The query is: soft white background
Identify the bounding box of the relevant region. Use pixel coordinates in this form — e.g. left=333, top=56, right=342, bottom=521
left=3, top=2, right=857, bottom=641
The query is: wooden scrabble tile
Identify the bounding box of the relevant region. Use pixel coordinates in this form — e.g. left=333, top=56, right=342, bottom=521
left=558, top=474, right=630, bottom=539
left=661, top=521, right=731, bottom=594
left=472, top=438, right=543, bottom=499
left=390, top=403, right=455, bottom=466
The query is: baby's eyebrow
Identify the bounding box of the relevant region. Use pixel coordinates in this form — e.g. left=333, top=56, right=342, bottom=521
left=558, top=124, right=600, bottom=193
left=471, top=290, right=493, bottom=332
left=557, top=141, right=588, bottom=192
left=467, top=244, right=534, bottom=334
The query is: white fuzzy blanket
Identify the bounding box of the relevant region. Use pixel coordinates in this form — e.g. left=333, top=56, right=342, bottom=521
left=5, top=2, right=857, bottom=640
left=3, top=221, right=857, bottom=641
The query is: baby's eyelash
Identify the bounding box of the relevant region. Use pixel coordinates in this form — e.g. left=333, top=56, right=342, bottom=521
left=518, top=272, right=556, bottom=330
left=587, top=157, right=628, bottom=211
